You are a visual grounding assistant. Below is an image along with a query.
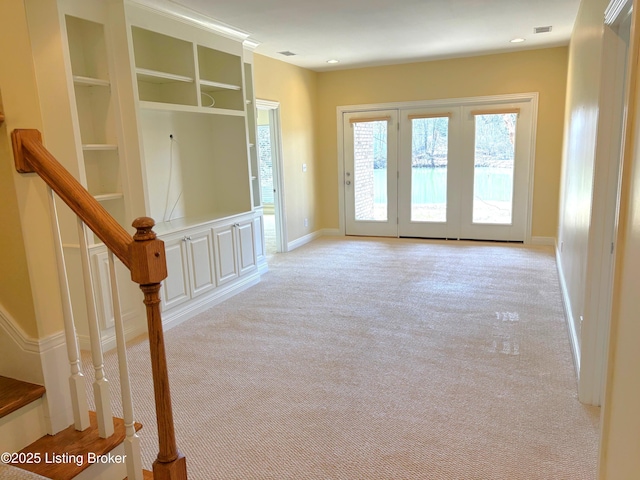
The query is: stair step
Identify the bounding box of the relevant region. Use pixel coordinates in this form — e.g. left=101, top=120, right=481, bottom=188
left=10, top=411, right=141, bottom=480
left=0, top=376, right=46, bottom=419
left=125, top=469, right=153, bottom=479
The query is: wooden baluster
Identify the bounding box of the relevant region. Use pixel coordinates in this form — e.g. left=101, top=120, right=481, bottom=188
left=77, top=218, right=114, bottom=438
left=47, top=187, right=90, bottom=431
left=129, top=217, right=187, bottom=480
left=107, top=251, right=143, bottom=480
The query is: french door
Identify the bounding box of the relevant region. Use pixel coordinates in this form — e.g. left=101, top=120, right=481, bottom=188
left=344, top=110, right=399, bottom=236
left=343, top=97, right=534, bottom=242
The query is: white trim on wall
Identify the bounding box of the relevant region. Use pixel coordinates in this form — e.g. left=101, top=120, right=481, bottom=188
left=256, top=99, right=289, bottom=253
left=288, top=230, right=324, bottom=251
left=0, top=305, right=72, bottom=434
left=555, top=243, right=581, bottom=377
left=0, top=305, right=65, bottom=355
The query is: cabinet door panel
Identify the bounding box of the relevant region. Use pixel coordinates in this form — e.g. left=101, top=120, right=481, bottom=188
left=253, top=214, right=266, bottom=261
left=162, top=240, right=190, bottom=311
left=187, top=231, right=216, bottom=297
left=92, top=250, right=141, bottom=330
left=237, top=222, right=257, bottom=275
left=213, top=225, right=239, bottom=286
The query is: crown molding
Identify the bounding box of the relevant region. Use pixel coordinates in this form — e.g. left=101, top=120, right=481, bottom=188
left=128, top=0, right=251, bottom=41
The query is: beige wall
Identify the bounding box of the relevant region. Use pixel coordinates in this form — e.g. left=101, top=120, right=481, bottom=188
left=0, top=0, right=67, bottom=339
left=557, top=0, right=609, bottom=370
left=316, top=47, right=569, bottom=237
left=0, top=1, right=43, bottom=338
left=600, top=2, right=640, bottom=476
left=253, top=54, right=319, bottom=243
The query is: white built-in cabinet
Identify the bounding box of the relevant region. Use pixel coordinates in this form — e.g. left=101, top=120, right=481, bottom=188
left=57, top=0, right=267, bottom=344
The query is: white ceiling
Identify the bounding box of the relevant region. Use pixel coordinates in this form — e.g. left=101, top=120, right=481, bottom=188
left=148, top=0, right=582, bottom=71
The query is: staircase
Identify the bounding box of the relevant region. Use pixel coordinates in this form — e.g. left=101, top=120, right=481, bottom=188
left=0, top=376, right=153, bottom=479
left=5, top=129, right=188, bottom=479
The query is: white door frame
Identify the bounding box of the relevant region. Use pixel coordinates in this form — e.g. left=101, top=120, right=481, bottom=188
left=337, top=93, right=539, bottom=242
left=256, top=99, right=288, bottom=253
left=343, top=110, right=399, bottom=236
left=578, top=0, right=633, bottom=406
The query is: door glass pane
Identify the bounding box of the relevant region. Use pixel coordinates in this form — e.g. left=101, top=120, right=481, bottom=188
left=353, top=120, right=387, bottom=221
left=473, top=113, right=516, bottom=224
left=411, top=116, right=448, bottom=222
left=258, top=120, right=274, bottom=205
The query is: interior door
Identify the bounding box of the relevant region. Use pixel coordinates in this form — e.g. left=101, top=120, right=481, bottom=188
left=458, top=102, right=532, bottom=241
left=344, top=110, right=398, bottom=236
left=398, top=107, right=461, bottom=238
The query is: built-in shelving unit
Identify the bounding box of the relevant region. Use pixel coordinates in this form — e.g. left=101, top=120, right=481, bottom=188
left=66, top=14, right=127, bottom=244
left=57, top=1, right=267, bottom=337
left=129, top=14, right=253, bottom=231
left=132, top=27, right=197, bottom=106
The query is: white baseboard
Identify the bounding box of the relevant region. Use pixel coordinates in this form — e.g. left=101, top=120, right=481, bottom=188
left=531, top=236, right=556, bottom=246
left=76, top=317, right=148, bottom=353
left=0, top=309, right=45, bottom=386
left=288, top=230, right=324, bottom=251
left=0, top=305, right=72, bottom=434
left=555, top=243, right=581, bottom=378
left=161, top=270, right=262, bottom=332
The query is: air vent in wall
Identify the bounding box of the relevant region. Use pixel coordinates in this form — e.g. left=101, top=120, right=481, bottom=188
left=278, top=51, right=297, bottom=56
left=534, top=26, right=553, bottom=34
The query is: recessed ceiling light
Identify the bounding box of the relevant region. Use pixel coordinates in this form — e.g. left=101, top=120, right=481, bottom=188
left=510, top=38, right=526, bottom=43
left=327, top=59, right=340, bottom=64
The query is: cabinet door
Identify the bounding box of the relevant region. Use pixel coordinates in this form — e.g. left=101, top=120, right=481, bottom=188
left=162, top=238, right=190, bottom=311
left=213, top=224, right=239, bottom=286
left=92, top=249, right=141, bottom=330
left=186, top=229, right=216, bottom=297
left=253, top=213, right=266, bottom=263
left=236, top=221, right=257, bottom=275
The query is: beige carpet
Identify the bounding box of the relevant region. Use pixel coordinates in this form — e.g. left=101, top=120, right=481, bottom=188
left=87, top=237, right=600, bottom=479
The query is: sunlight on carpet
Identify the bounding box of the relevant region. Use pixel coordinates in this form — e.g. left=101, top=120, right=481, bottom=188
left=85, top=237, right=599, bottom=479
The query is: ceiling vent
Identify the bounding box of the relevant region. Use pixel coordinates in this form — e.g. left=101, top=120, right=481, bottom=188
left=534, top=26, right=553, bottom=34
left=278, top=51, right=297, bottom=56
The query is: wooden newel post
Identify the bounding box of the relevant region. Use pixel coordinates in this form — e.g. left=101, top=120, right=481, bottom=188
left=129, top=217, right=188, bottom=480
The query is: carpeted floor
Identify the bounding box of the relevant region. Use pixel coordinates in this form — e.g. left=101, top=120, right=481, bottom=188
left=88, top=237, right=600, bottom=479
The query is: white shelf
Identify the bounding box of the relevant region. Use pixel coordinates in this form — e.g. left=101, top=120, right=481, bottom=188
left=73, top=75, right=110, bottom=87
left=83, top=144, right=118, bottom=151
left=199, top=79, right=241, bottom=91
left=136, top=68, right=193, bottom=84
left=139, top=100, right=246, bottom=116
left=94, top=193, right=124, bottom=202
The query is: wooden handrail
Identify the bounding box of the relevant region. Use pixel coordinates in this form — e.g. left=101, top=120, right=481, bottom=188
left=12, top=129, right=188, bottom=480
left=11, top=129, right=131, bottom=267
